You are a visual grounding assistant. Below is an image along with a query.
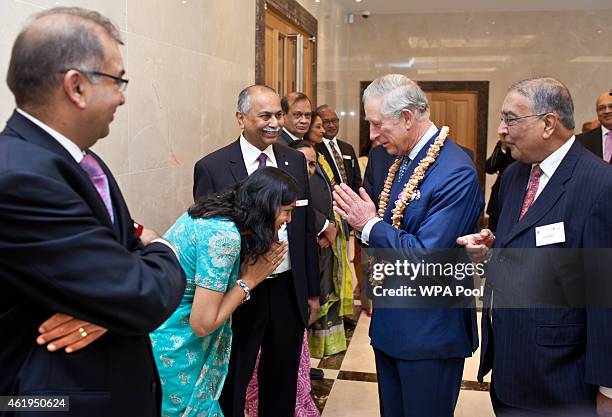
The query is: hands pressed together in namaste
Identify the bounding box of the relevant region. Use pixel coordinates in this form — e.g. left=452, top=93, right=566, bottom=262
left=332, top=183, right=377, bottom=233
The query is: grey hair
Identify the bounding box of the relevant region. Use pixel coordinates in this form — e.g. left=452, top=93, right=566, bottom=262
left=362, top=74, right=429, bottom=121
left=237, top=85, right=278, bottom=113
left=509, top=77, right=575, bottom=130
left=6, top=7, right=123, bottom=107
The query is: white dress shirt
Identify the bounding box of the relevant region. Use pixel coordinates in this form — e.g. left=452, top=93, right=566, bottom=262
left=239, top=134, right=291, bottom=275
left=360, top=123, right=439, bottom=245
left=531, top=136, right=575, bottom=200
left=283, top=128, right=302, bottom=142
left=601, top=125, right=610, bottom=160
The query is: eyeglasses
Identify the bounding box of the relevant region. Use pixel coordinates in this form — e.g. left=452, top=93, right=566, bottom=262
left=60, top=69, right=129, bottom=92
left=500, top=113, right=548, bottom=127
left=596, top=103, right=612, bottom=112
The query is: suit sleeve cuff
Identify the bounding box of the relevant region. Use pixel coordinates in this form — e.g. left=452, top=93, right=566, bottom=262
left=318, top=219, right=330, bottom=236
left=360, top=217, right=382, bottom=245
left=152, top=238, right=179, bottom=259
left=600, top=387, right=612, bottom=399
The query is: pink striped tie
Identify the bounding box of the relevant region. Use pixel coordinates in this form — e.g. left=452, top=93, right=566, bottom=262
left=604, top=131, right=612, bottom=163
left=80, top=154, right=114, bottom=222
left=519, top=165, right=542, bottom=220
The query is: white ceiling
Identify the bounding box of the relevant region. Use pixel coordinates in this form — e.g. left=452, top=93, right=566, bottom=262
left=333, top=0, right=612, bottom=14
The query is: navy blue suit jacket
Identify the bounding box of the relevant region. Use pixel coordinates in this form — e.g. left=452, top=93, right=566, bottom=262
left=192, top=139, right=320, bottom=325
left=479, top=140, right=612, bottom=413
left=363, top=133, right=483, bottom=360
left=0, top=111, right=186, bottom=416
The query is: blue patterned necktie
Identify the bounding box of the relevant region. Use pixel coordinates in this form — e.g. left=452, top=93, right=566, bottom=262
left=383, top=156, right=411, bottom=223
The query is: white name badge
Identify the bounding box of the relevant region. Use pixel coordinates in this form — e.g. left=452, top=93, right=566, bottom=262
left=342, top=155, right=352, bottom=160
left=295, top=199, right=309, bottom=207
left=535, top=222, right=565, bottom=247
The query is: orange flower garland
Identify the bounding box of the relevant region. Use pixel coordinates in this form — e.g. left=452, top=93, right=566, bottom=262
left=369, top=126, right=449, bottom=287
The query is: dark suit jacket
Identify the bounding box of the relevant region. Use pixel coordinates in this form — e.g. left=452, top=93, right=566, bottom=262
left=364, top=135, right=483, bottom=360
left=576, top=127, right=604, bottom=159
left=278, top=129, right=300, bottom=147
left=316, top=139, right=362, bottom=192
left=192, top=139, right=319, bottom=325
left=310, top=164, right=334, bottom=235
left=0, top=111, right=186, bottom=417
left=479, top=140, right=612, bottom=413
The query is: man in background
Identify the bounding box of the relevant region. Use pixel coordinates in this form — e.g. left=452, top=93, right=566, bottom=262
left=577, top=89, right=612, bottom=163
left=279, top=91, right=312, bottom=146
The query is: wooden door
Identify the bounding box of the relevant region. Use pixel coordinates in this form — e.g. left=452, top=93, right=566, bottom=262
left=425, top=91, right=478, bottom=160
left=265, top=7, right=314, bottom=98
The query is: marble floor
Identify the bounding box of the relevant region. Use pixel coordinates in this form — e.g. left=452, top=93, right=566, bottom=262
left=309, top=305, right=494, bottom=417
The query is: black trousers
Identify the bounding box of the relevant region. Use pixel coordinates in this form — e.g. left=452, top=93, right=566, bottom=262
left=220, top=271, right=305, bottom=417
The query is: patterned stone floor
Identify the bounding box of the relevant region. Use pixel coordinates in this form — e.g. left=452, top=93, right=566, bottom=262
left=309, top=304, right=494, bottom=416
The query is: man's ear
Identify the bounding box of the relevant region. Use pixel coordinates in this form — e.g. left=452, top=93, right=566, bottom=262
left=541, top=113, right=557, bottom=139
left=63, top=70, right=88, bottom=109
left=235, top=111, right=245, bottom=129
left=400, top=108, right=415, bottom=130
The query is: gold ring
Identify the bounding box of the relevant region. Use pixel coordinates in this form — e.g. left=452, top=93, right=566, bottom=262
left=78, top=327, right=88, bottom=338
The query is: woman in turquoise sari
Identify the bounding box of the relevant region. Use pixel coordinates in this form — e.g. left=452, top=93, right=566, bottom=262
left=151, top=167, right=298, bottom=417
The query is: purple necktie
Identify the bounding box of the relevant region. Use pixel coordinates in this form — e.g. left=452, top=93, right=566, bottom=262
left=604, top=131, right=612, bottom=163
left=257, top=153, right=268, bottom=170
left=80, top=154, right=114, bottom=222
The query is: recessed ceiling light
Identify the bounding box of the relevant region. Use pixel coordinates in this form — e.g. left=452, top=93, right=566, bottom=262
left=355, top=0, right=363, bottom=2
left=315, top=0, right=320, bottom=2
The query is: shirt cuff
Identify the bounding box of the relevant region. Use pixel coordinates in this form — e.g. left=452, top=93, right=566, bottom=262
left=318, top=219, right=330, bottom=237
left=360, top=217, right=381, bottom=245
left=600, top=387, right=612, bottom=399
left=151, top=238, right=179, bottom=259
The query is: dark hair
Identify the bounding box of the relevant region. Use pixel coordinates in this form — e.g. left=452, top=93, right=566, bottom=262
left=290, top=140, right=315, bottom=152
left=305, top=112, right=322, bottom=143
left=281, top=92, right=311, bottom=114
left=7, top=7, right=123, bottom=107
left=509, top=77, right=575, bottom=130
left=188, top=167, right=298, bottom=263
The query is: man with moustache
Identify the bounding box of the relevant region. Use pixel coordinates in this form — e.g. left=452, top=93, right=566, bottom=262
left=278, top=92, right=312, bottom=146
left=193, top=85, right=320, bottom=417
left=458, top=77, right=612, bottom=416
left=576, top=89, right=612, bottom=163
left=0, top=7, right=185, bottom=416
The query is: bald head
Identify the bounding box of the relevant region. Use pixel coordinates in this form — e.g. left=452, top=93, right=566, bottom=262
left=595, top=90, right=612, bottom=130
left=7, top=7, right=122, bottom=108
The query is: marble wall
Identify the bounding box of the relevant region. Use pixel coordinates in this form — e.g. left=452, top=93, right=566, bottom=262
left=0, top=0, right=255, bottom=233
left=298, top=2, right=612, bottom=201
left=1, top=1, right=610, bottom=229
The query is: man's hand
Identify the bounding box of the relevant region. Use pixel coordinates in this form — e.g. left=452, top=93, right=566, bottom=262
left=456, top=229, right=495, bottom=263
left=140, top=228, right=160, bottom=245
left=318, top=236, right=332, bottom=249
left=307, top=297, right=320, bottom=326
left=322, top=222, right=337, bottom=243
left=332, top=184, right=376, bottom=232
left=37, top=313, right=107, bottom=353
left=598, top=391, right=612, bottom=417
